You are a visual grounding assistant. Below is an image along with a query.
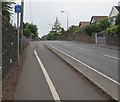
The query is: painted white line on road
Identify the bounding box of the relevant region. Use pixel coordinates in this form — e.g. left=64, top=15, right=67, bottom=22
left=34, top=50, right=61, bottom=101
left=104, top=54, right=119, bottom=60
left=48, top=44, right=120, bottom=86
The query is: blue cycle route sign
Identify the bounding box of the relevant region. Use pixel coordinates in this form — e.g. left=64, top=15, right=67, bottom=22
left=15, top=5, right=22, bottom=13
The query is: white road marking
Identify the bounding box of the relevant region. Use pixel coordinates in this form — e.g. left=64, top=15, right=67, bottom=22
left=48, top=44, right=120, bottom=86
left=104, top=54, right=119, bottom=60
left=34, top=50, right=61, bottom=101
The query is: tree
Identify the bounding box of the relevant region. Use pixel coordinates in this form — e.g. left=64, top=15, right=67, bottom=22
left=23, top=29, right=31, bottom=38
left=23, top=22, right=29, bottom=29
left=115, top=13, right=120, bottom=25
left=1, top=0, right=15, bottom=21
left=98, top=18, right=110, bottom=30
left=26, top=24, right=38, bottom=38
left=52, top=17, right=62, bottom=33
left=23, top=22, right=39, bottom=38
left=85, top=24, right=101, bottom=36
left=26, top=24, right=38, bottom=34
left=106, top=25, right=119, bottom=35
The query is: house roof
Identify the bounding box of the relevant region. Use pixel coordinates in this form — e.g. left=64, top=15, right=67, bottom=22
left=91, top=16, right=108, bottom=21
left=109, top=6, right=120, bottom=18
left=114, top=6, right=120, bottom=12
left=79, top=21, right=90, bottom=26
left=90, top=16, right=108, bottom=24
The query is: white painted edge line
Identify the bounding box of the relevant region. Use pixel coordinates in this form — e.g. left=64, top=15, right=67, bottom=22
left=34, top=50, right=61, bottom=101
left=104, top=54, right=119, bottom=60
left=47, top=44, right=120, bottom=86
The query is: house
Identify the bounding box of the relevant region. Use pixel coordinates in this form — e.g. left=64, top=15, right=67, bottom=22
left=109, top=6, right=120, bottom=25
left=90, top=16, right=108, bottom=24
left=109, top=6, right=120, bottom=18
left=79, top=21, right=90, bottom=27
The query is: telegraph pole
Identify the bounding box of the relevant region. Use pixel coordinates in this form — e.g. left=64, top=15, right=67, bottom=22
left=20, top=0, right=24, bottom=53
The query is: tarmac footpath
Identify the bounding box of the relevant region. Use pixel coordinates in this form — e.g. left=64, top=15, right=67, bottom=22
left=14, top=42, right=54, bottom=100
left=14, top=42, right=108, bottom=101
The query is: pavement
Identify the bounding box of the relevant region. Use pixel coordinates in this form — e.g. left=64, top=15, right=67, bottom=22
left=14, top=42, right=107, bottom=100
left=14, top=42, right=53, bottom=100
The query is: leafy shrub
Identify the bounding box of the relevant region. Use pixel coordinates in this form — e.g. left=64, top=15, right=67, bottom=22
left=115, top=13, right=120, bottom=25
left=23, top=29, right=31, bottom=38
left=98, top=18, right=110, bottom=30
left=106, top=25, right=119, bottom=35
left=77, top=26, right=86, bottom=33
left=85, top=24, right=101, bottom=36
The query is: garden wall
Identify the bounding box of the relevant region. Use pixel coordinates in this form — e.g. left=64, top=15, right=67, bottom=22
left=74, top=32, right=95, bottom=43
left=2, top=16, right=18, bottom=78
left=105, top=34, right=119, bottom=46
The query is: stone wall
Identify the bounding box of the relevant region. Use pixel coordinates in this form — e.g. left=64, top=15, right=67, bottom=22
left=0, top=13, right=2, bottom=81
left=59, top=31, right=119, bottom=46
left=105, top=34, right=119, bottom=46
left=2, top=16, right=18, bottom=78
left=59, top=31, right=95, bottom=43
left=74, top=32, right=95, bottom=43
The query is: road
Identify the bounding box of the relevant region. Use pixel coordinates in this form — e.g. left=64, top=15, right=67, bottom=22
left=44, top=41, right=118, bottom=83
left=15, top=42, right=109, bottom=100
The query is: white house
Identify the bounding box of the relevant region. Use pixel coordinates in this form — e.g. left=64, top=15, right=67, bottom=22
left=109, top=5, right=120, bottom=25
left=109, top=6, right=120, bottom=18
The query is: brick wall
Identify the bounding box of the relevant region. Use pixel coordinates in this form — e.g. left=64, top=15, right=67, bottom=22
left=2, top=16, right=18, bottom=78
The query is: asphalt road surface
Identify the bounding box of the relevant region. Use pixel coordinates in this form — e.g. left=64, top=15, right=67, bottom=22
left=44, top=41, right=118, bottom=83
left=15, top=42, right=108, bottom=100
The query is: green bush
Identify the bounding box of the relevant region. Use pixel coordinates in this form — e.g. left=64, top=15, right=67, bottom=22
left=77, top=26, right=86, bottom=33
left=23, top=29, right=31, bottom=38
left=98, top=18, right=110, bottom=30
left=106, top=25, right=119, bottom=35
left=85, top=24, right=101, bottom=36
left=115, top=13, right=120, bottom=25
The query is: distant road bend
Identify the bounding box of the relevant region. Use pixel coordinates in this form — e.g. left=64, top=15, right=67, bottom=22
left=44, top=41, right=119, bottom=83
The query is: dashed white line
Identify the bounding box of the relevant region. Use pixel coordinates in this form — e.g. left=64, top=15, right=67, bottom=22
left=34, top=50, right=61, bottom=101
left=104, top=54, right=119, bottom=60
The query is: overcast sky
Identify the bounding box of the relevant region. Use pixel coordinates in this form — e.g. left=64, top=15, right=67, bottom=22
left=13, top=0, right=120, bottom=37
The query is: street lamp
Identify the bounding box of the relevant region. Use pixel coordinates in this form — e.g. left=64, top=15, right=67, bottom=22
left=61, top=11, right=69, bottom=30
left=61, top=11, right=69, bottom=41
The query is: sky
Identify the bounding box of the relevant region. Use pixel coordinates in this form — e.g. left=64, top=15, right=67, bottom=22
left=12, top=0, right=120, bottom=38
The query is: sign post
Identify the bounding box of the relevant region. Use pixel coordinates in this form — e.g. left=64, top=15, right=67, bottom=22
left=15, top=5, right=22, bottom=66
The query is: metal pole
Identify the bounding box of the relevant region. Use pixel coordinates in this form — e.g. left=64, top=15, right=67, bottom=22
left=20, top=0, right=24, bottom=53
left=66, top=12, right=69, bottom=41
left=17, top=13, right=20, bottom=66
left=67, top=12, right=68, bottom=30
left=61, top=11, right=69, bottom=41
